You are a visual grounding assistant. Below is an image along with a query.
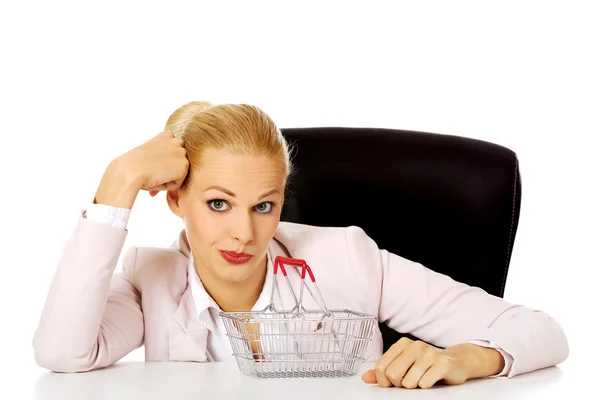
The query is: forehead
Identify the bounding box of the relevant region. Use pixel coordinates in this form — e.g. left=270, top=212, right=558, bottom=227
left=190, top=149, right=285, bottom=193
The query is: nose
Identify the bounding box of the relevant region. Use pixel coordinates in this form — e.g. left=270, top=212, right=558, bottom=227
left=230, top=210, right=254, bottom=245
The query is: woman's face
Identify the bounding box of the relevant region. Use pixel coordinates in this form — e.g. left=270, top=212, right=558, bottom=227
left=169, top=149, right=286, bottom=285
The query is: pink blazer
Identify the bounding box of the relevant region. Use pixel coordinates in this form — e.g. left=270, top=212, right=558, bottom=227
left=33, top=213, right=569, bottom=376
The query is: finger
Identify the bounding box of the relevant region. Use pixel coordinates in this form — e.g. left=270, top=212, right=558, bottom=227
left=173, top=172, right=188, bottom=188
left=361, top=369, right=377, bottom=384
left=164, top=181, right=182, bottom=190
left=374, top=338, right=411, bottom=388
left=146, top=183, right=168, bottom=191
left=386, top=340, right=429, bottom=387
left=159, top=129, right=175, bottom=137
left=149, top=190, right=159, bottom=197
left=385, top=351, right=417, bottom=387
left=174, top=135, right=185, bottom=146
left=400, top=349, right=437, bottom=389
left=418, top=358, right=453, bottom=389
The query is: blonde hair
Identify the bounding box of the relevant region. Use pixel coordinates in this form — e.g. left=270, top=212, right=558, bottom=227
left=165, top=101, right=293, bottom=190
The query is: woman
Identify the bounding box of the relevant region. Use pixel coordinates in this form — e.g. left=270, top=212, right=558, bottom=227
left=33, top=101, right=569, bottom=389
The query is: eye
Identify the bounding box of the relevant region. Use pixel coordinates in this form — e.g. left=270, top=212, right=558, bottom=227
left=254, top=201, right=275, bottom=214
left=208, top=199, right=230, bottom=212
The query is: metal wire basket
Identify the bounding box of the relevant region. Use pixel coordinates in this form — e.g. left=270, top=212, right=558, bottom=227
left=220, top=256, right=378, bottom=379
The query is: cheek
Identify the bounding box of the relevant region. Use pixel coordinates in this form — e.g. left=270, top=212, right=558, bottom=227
left=256, top=214, right=280, bottom=242
left=183, top=204, right=220, bottom=247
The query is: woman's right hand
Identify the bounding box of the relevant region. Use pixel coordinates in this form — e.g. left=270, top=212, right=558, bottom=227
left=94, top=130, right=189, bottom=209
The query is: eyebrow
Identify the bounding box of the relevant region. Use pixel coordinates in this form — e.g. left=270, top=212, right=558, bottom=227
left=204, top=185, right=280, bottom=200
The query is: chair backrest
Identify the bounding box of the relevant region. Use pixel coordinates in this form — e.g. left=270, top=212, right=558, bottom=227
left=279, top=127, right=522, bottom=351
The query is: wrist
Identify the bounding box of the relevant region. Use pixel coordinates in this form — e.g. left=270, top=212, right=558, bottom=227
left=444, top=343, right=504, bottom=379
left=94, top=158, right=144, bottom=209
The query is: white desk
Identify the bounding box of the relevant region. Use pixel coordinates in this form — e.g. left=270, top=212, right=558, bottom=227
left=26, top=361, right=573, bottom=400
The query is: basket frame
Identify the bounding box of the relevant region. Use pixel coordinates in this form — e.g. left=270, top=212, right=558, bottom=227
left=219, top=256, right=378, bottom=379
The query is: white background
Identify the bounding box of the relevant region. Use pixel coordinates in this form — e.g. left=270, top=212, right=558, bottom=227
left=0, top=0, right=598, bottom=396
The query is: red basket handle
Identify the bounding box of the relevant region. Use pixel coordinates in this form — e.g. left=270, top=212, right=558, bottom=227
left=273, top=256, right=315, bottom=282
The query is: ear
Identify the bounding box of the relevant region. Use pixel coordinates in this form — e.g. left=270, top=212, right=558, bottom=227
left=166, top=189, right=184, bottom=218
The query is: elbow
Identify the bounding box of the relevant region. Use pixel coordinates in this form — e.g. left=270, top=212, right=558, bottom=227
left=549, top=314, right=570, bottom=365
left=558, top=340, right=570, bottom=366
left=34, top=349, right=97, bottom=373
left=34, top=352, right=88, bottom=373
left=485, top=307, right=571, bottom=374
left=33, top=339, right=100, bottom=373
left=524, top=311, right=571, bottom=370
left=530, top=310, right=570, bottom=366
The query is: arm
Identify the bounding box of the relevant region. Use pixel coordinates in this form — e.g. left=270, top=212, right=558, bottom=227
left=346, top=226, right=569, bottom=379
left=33, top=157, right=144, bottom=372
left=32, top=211, right=143, bottom=373
left=33, top=130, right=189, bottom=373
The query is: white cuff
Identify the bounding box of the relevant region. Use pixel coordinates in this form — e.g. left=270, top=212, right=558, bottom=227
left=83, top=203, right=131, bottom=230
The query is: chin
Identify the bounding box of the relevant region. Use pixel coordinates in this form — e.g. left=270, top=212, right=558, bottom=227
left=217, top=260, right=258, bottom=282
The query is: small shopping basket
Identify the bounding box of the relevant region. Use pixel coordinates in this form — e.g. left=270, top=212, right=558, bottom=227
left=219, top=256, right=378, bottom=379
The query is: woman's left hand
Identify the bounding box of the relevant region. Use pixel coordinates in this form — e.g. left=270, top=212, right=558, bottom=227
left=361, top=337, right=477, bottom=389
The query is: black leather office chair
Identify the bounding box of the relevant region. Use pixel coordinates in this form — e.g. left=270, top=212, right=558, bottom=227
left=279, top=127, right=521, bottom=352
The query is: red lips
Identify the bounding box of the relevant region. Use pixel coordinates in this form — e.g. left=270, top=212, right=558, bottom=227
left=219, top=250, right=253, bottom=265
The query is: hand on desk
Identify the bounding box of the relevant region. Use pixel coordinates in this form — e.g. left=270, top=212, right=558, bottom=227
left=361, top=337, right=504, bottom=389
